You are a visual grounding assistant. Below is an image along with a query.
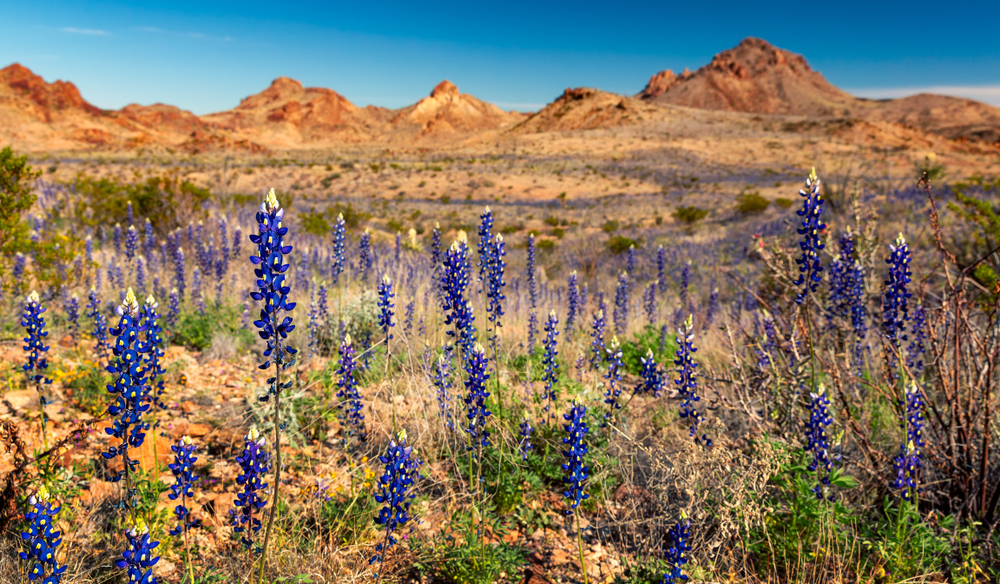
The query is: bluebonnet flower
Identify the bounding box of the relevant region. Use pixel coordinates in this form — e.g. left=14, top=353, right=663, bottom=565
left=191, top=267, right=202, bottom=310
left=87, top=287, right=109, bottom=363
left=463, top=343, right=491, bottom=449
left=565, top=271, right=579, bottom=335
left=643, top=280, right=657, bottom=325
left=403, top=300, right=415, bottom=335
left=883, top=233, right=912, bottom=366
left=793, top=169, right=825, bottom=304
left=336, top=334, right=366, bottom=445
left=21, top=291, right=53, bottom=400
left=519, top=415, right=534, bottom=460
left=113, top=223, right=123, bottom=256
left=65, top=294, right=80, bottom=343
left=85, top=234, right=94, bottom=265
left=906, top=300, right=926, bottom=374
left=295, top=253, right=310, bottom=296
left=659, top=324, right=669, bottom=355
left=166, top=288, right=180, bottom=328
left=378, top=275, right=395, bottom=344
left=358, top=228, right=372, bottom=281
left=675, top=315, right=711, bottom=446
left=331, top=213, right=346, bottom=285
left=704, top=287, right=719, bottom=329
left=125, top=224, right=138, bottom=261
left=561, top=401, right=590, bottom=513
left=442, top=235, right=477, bottom=362
left=431, top=222, right=443, bottom=267
left=12, top=252, right=26, bottom=286
left=485, top=234, right=506, bottom=328
left=657, top=245, right=667, bottom=295
left=102, top=288, right=151, bottom=490
left=542, top=310, right=560, bottom=415
left=135, top=256, right=147, bottom=294
left=432, top=353, right=454, bottom=431
left=116, top=518, right=160, bottom=584
left=370, top=430, right=420, bottom=569
left=662, top=516, right=691, bottom=583
left=579, top=282, right=588, bottom=316
left=168, top=436, right=201, bottom=537
left=613, top=271, right=629, bottom=335
left=232, top=224, right=242, bottom=263
left=174, top=247, right=187, bottom=299
left=679, top=261, right=691, bottom=313
left=527, top=234, right=538, bottom=350
left=626, top=244, right=635, bottom=278
left=805, top=385, right=834, bottom=500
left=19, top=486, right=67, bottom=583
left=476, top=206, right=495, bottom=288
left=638, top=349, right=664, bottom=397
left=827, top=230, right=855, bottom=323
left=589, top=309, right=606, bottom=371
left=230, top=427, right=271, bottom=553
left=139, top=295, right=167, bottom=411
left=603, top=336, right=625, bottom=424
left=395, top=231, right=402, bottom=264
left=893, top=383, right=924, bottom=500
left=126, top=201, right=134, bottom=224
left=249, top=189, right=298, bottom=401
left=317, top=284, right=329, bottom=324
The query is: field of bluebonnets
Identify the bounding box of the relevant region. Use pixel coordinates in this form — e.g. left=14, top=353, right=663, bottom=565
left=1, top=143, right=1000, bottom=584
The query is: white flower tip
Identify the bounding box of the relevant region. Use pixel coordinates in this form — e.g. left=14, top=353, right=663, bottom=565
left=397, top=428, right=408, bottom=443
left=181, top=435, right=193, bottom=446
left=247, top=427, right=261, bottom=443
left=473, top=343, right=486, bottom=354
left=809, top=167, right=818, bottom=183
left=27, top=290, right=39, bottom=303
left=264, top=188, right=280, bottom=212
left=456, top=230, right=467, bottom=244
left=344, top=333, right=352, bottom=347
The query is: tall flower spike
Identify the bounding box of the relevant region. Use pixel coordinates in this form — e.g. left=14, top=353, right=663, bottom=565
left=377, top=275, right=395, bottom=343
left=662, top=515, right=691, bottom=584
left=565, top=271, right=579, bottom=335
left=792, top=168, right=825, bottom=304
left=805, top=385, right=834, bottom=500
left=542, top=310, right=560, bottom=416
left=141, top=295, right=167, bottom=412
left=613, top=271, right=630, bottom=335
left=485, top=233, right=506, bottom=327
left=603, top=335, right=625, bottom=424
left=526, top=234, right=538, bottom=350
left=442, top=237, right=476, bottom=362
left=21, top=291, right=53, bottom=441
left=168, top=436, right=201, bottom=537
left=115, top=517, right=160, bottom=584
left=86, top=287, right=110, bottom=364
left=638, top=349, right=664, bottom=397
left=589, top=308, right=606, bottom=371
left=370, top=430, right=421, bottom=571
left=893, top=382, right=924, bottom=501
left=462, top=343, right=491, bottom=449
left=336, top=334, right=366, bottom=446
left=476, top=206, right=495, bottom=289
left=102, top=288, right=151, bottom=498
left=65, top=294, right=81, bottom=343
left=19, top=486, right=67, bottom=583
left=882, top=233, right=912, bottom=366
left=432, top=352, right=454, bottom=431
left=331, top=213, right=346, bottom=285
left=561, top=401, right=590, bottom=513
left=675, top=315, right=711, bottom=446
left=358, top=228, right=372, bottom=281
left=230, top=427, right=270, bottom=553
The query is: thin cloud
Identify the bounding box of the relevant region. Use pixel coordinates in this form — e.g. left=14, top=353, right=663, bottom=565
left=61, top=27, right=110, bottom=36
left=136, top=26, right=232, bottom=42
left=848, top=85, right=1000, bottom=107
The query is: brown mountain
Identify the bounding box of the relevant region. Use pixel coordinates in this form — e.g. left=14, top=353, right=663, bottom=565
left=639, top=37, right=1000, bottom=143
left=387, top=80, right=524, bottom=140
left=512, top=88, right=659, bottom=134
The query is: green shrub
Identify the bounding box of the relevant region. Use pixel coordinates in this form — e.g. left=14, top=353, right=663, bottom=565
left=544, top=215, right=560, bottom=226
left=602, top=219, right=620, bottom=233
left=775, top=197, right=795, bottom=209
left=319, top=173, right=340, bottom=188
left=300, top=209, right=331, bottom=236
left=606, top=236, right=638, bottom=254
left=672, top=206, right=708, bottom=231
left=70, top=174, right=210, bottom=234
left=170, top=303, right=251, bottom=351
left=736, top=191, right=771, bottom=215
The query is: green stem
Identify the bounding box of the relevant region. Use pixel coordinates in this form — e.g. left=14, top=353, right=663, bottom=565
left=575, top=507, right=589, bottom=584
left=257, top=362, right=283, bottom=583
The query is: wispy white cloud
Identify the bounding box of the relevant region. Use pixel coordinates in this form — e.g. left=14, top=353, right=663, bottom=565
left=61, top=27, right=110, bottom=36
left=847, top=85, right=1000, bottom=107
left=135, top=26, right=232, bottom=42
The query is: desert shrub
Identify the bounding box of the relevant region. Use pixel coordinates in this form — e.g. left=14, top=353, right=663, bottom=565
left=0, top=146, right=40, bottom=258
left=170, top=302, right=251, bottom=351
left=607, top=236, right=638, bottom=254
left=736, top=191, right=770, bottom=215
left=300, top=209, right=331, bottom=236
left=774, top=197, right=795, bottom=209
left=602, top=219, right=620, bottom=233
left=672, top=206, right=708, bottom=231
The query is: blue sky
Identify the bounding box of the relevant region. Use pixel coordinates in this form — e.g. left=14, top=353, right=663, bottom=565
left=1, top=0, right=997, bottom=114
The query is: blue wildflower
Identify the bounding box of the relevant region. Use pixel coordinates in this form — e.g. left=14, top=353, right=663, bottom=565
left=442, top=235, right=477, bottom=362
left=166, top=288, right=180, bottom=328
left=370, top=430, right=421, bottom=569
left=662, top=516, right=691, bottom=583
left=565, top=271, right=579, bottom=335
left=463, top=343, right=491, bottom=449
left=793, top=169, right=825, bottom=304
left=675, top=315, right=711, bottom=446
left=125, top=224, right=138, bottom=261
left=331, top=213, right=346, bottom=286
left=542, top=310, right=560, bottom=415
left=613, top=271, right=629, bottom=335
left=589, top=309, right=606, bottom=371
left=358, top=228, right=372, bottom=282
left=378, top=275, right=395, bottom=344
left=485, top=233, right=506, bottom=328
left=638, top=349, right=663, bottom=397
left=805, top=385, right=834, bottom=500
left=65, top=294, right=80, bottom=343
left=116, top=518, right=160, bottom=584
left=174, top=247, right=186, bottom=299
left=519, top=415, right=534, bottom=461
left=336, top=334, right=366, bottom=446
left=906, top=300, right=926, bottom=373
left=102, top=288, right=151, bottom=493
left=657, top=245, right=667, bottom=295
left=168, top=436, right=201, bottom=537
left=432, top=353, right=454, bottom=431
left=561, top=401, right=590, bottom=513
left=883, top=233, right=912, bottom=368
left=603, top=335, right=625, bottom=424
left=86, top=287, right=109, bottom=364
left=230, top=427, right=270, bottom=554
left=893, top=383, right=924, bottom=501
left=643, top=280, right=657, bottom=325
left=19, top=486, right=67, bottom=583
left=21, top=292, right=53, bottom=426
left=140, top=295, right=167, bottom=412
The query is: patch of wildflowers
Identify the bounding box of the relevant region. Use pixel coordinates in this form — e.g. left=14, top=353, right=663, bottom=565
left=561, top=402, right=590, bottom=513
left=792, top=169, right=825, bottom=304
left=230, top=427, right=270, bottom=553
